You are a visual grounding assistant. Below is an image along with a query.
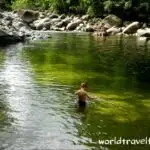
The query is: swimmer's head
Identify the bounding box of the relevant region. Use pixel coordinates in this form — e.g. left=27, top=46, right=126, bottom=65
left=80, top=82, right=88, bottom=90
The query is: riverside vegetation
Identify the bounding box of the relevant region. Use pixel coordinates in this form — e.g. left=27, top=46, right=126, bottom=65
left=0, top=0, right=150, bottom=45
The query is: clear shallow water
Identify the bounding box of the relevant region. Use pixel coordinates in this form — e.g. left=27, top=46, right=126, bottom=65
left=0, top=33, right=150, bottom=150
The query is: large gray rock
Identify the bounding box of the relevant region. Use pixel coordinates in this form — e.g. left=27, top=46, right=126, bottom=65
left=33, top=18, right=50, bottom=30
left=55, top=18, right=70, bottom=28
left=50, top=18, right=61, bottom=24
left=55, top=21, right=64, bottom=28
left=81, top=15, right=90, bottom=21
left=0, top=12, right=3, bottom=18
left=12, top=18, right=24, bottom=29
left=66, top=19, right=82, bottom=30
left=76, top=24, right=84, bottom=31
left=102, top=15, right=122, bottom=28
left=136, top=28, right=150, bottom=37
left=61, top=17, right=71, bottom=27
left=123, top=22, right=140, bottom=34
left=1, top=19, right=12, bottom=26
left=59, top=14, right=66, bottom=19
left=106, top=26, right=121, bottom=35
left=39, top=12, right=46, bottom=19
left=85, top=24, right=95, bottom=32
left=17, top=9, right=39, bottom=23
left=49, top=14, right=59, bottom=19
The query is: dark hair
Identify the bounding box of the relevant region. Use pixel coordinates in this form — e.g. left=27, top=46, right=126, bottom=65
left=80, top=82, right=88, bottom=88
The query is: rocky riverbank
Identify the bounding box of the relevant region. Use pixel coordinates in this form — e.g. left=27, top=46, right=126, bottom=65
left=0, top=9, right=150, bottom=45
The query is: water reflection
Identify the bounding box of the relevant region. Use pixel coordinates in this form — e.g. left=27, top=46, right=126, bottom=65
left=22, top=33, right=150, bottom=150
left=0, top=33, right=150, bottom=150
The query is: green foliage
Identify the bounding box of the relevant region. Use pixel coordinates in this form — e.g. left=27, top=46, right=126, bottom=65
left=0, top=0, right=12, bottom=10
left=103, top=0, right=114, bottom=13
left=124, top=1, right=132, bottom=10
left=1, top=0, right=150, bottom=21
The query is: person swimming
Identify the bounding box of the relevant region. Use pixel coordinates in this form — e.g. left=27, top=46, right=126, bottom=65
left=75, top=83, right=95, bottom=107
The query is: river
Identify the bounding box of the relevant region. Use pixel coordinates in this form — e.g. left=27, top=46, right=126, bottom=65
left=0, top=32, right=150, bottom=150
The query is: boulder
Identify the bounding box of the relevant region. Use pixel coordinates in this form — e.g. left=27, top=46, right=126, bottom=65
left=66, top=19, right=82, bottom=30
left=1, top=19, right=12, bottom=26
left=49, top=14, right=59, bottom=19
left=106, top=26, right=121, bottom=35
left=39, top=12, right=45, bottom=19
left=136, top=28, right=150, bottom=37
left=51, top=27, right=65, bottom=31
left=85, top=24, right=95, bottom=32
left=123, top=22, right=140, bottom=34
left=137, top=37, right=150, bottom=46
left=17, top=9, right=39, bottom=23
left=45, top=22, right=52, bottom=30
left=76, top=24, right=84, bottom=31
left=33, top=18, right=50, bottom=30
left=12, top=18, right=24, bottom=28
left=12, top=20, right=24, bottom=28
left=61, top=17, right=71, bottom=27
left=81, top=15, right=90, bottom=21
left=59, top=14, right=66, bottom=19
left=0, top=12, right=3, bottom=18
left=102, top=15, right=122, bottom=28
left=50, top=18, right=61, bottom=24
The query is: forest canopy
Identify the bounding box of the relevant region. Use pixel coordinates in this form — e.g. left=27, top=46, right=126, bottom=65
left=0, top=0, right=150, bottom=21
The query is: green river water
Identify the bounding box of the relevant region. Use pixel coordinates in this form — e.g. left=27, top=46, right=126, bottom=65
left=0, top=32, right=150, bottom=150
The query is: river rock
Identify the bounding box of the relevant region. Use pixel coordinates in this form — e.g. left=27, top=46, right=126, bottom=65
left=85, top=24, right=95, bottom=32
left=66, top=19, right=82, bottom=30
left=50, top=18, right=61, bottom=24
left=39, top=12, right=45, bottom=19
left=44, top=22, right=51, bottom=30
left=136, top=37, right=150, bottom=46
left=0, top=12, right=3, bottom=18
left=59, top=14, right=66, bottom=19
left=76, top=24, right=84, bottom=31
left=49, top=14, right=59, bottom=19
left=33, top=18, right=50, bottom=30
left=102, top=15, right=122, bottom=28
left=17, top=9, right=39, bottom=23
left=106, top=26, right=121, bottom=35
left=136, top=28, right=150, bottom=37
left=1, top=19, right=12, bottom=26
left=61, top=17, right=71, bottom=27
left=81, top=15, right=90, bottom=21
left=12, top=18, right=24, bottom=29
left=55, top=21, right=64, bottom=28
left=123, top=22, right=140, bottom=34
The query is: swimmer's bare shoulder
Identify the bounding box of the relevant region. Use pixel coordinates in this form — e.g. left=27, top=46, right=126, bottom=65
left=75, top=83, right=97, bottom=101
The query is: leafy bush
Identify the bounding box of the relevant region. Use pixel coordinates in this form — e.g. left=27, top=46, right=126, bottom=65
left=0, top=0, right=12, bottom=10
left=1, top=0, right=150, bottom=22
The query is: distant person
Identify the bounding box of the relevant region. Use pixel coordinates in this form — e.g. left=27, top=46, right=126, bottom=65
left=97, top=23, right=106, bottom=37
left=75, top=83, right=96, bottom=107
